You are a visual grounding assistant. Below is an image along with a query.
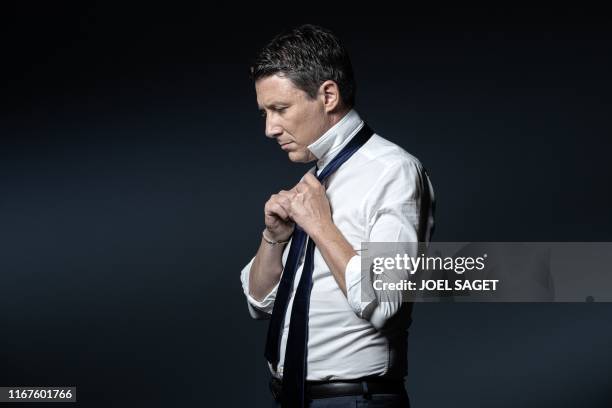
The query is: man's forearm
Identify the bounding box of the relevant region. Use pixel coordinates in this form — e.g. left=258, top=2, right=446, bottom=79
left=310, top=222, right=356, bottom=296
left=248, top=236, right=287, bottom=301
left=249, top=221, right=355, bottom=301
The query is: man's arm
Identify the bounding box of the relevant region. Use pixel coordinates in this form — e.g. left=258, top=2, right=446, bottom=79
left=287, top=173, right=355, bottom=296
left=248, top=234, right=287, bottom=301
left=247, top=190, right=295, bottom=301
left=344, top=159, right=435, bottom=329
left=308, top=220, right=355, bottom=296
left=243, top=173, right=354, bottom=310
left=287, top=163, right=434, bottom=330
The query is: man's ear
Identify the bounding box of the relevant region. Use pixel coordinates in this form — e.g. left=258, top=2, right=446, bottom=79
left=319, top=80, right=342, bottom=113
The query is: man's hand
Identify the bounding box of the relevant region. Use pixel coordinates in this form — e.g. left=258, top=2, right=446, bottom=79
left=288, top=173, right=333, bottom=237
left=259, top=172, right=354, bottom=297
left=264, top=190, right=296, bottom=241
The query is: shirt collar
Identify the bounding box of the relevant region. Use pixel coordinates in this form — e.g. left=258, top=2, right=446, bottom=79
left=307, top=109, right=364, bottom=172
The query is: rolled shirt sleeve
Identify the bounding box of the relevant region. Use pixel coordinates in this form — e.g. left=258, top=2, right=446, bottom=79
left=345, top=158, right=435, bottom=330
left=239, top=237, right=293, bottom=320
left=240, top=256, right=279, bottom=319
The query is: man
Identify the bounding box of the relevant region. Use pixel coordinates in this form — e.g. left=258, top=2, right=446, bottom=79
left=240, top=24, right=435, bottom=407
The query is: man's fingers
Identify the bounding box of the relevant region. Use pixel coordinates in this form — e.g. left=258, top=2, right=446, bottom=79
left=291, top=179, right=320, bottom=197
left=266, top=202, right=290, bottom=221
left=266, top=194, right=292, bottom=220
left=302, top=172, right=319, bottom=183
left=273, top=192, right=293, bottom=210
left=301, top=172, right=322, bottom=190
left=278, top=189, right=296, bottom=199
left=292, top=183, right=304, bottom=194
left=277, top=197, right=292, bottom=213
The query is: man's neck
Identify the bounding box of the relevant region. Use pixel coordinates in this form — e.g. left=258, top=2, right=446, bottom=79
left=324, top=107, right=351, bottom=134
left=307, top=108, right=363, bottom=169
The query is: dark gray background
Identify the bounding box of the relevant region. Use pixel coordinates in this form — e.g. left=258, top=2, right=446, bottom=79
left=2, top=4, right=611, bottom=407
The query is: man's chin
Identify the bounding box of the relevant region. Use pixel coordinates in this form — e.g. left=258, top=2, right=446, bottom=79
left=287, top=152, right=306, bottom=163
left=287, top=150, right=316, bottom=164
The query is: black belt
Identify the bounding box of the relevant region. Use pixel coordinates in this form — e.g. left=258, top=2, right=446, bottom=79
left=269, top=376, right=406, bottom=402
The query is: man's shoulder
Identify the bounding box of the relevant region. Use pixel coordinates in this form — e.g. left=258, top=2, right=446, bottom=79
left=358, top=133, right=425, bottom=174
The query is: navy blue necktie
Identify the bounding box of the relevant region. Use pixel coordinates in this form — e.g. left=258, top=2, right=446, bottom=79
left=264, top=123, right=374, bottom=408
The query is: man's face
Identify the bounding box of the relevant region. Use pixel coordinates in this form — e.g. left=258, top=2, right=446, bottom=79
left=256, top=74, right=328, bottom=163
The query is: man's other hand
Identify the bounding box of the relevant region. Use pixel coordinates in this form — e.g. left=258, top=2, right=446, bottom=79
left=264, top=190, right=296, bottom=241
left=289, top=173, right=333, bottom=237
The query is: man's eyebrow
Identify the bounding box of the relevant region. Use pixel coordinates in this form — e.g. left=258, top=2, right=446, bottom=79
left=258, top=102, right=289, bottom=110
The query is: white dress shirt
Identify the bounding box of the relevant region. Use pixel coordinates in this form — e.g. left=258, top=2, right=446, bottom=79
left=240, top=109, right=435, bottom=381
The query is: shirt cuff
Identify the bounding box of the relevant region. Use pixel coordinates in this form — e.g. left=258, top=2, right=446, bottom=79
left=245, top=280, right=279, bottom=312
left=345, top=254, right=371, bottom=317
left=240, top=256, right=279, bottom=316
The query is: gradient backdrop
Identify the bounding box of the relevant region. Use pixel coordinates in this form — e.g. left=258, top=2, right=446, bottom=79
left=2, top=5, right=611, bottom=407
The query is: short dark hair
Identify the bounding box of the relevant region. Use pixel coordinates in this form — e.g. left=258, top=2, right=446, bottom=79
left=250, top=24, right=356, bottom=108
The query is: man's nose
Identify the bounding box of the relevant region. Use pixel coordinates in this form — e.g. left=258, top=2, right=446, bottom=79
left=265, top=117, right=283, bottom=139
